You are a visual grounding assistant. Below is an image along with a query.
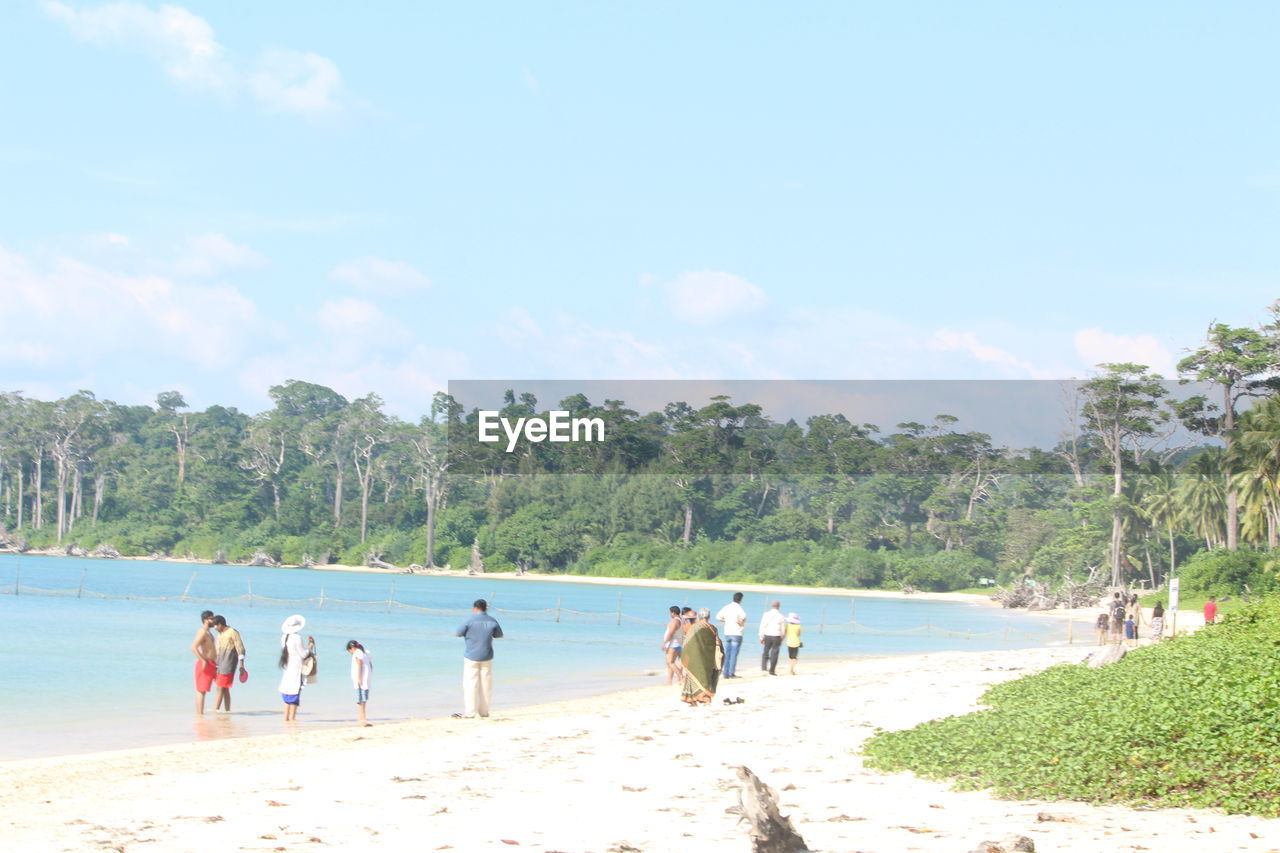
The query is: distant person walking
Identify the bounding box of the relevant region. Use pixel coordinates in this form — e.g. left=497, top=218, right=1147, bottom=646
left=212, top=615, right=246, bottom=712
left=661, top=605, right=685, bottom=685
left=190, top=610, right=217, bottom=715
left=455, top=599, right=503, bottom=719
left=277, top=614, right=314, bottom=722
left=1204, top=596, right=1218, bottom=625
left=346, top=640, right=373, bottom=726
left=1094, top=611, right=1109, bottom=646
left=715, top=592, right=747, bottom=679
left=679, top=608, right=723, bottom=705
left=784, top=612, right=803, bottom=675
left=759, top=600, right=785, bottom=676
left=1108, top=593, right=1126, bottom=645
left=1149, top=601, right=1165, bottom=643
left=1125, top=594, right=1142, bottom=648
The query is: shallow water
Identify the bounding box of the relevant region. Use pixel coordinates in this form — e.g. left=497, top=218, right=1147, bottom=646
left=0, top=553, right=1064, bottom=759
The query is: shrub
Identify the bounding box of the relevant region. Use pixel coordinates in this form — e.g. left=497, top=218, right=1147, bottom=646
left=1176, top=549, right=1275, bottom=597
left=863, top=595, right=1280, bottom=816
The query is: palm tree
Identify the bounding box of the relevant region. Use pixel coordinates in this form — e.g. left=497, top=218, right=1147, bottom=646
left=1176, top=449, right=1228, bottom=550
left=1138, top=461, right=1181, bottom=580
left=1230, top=396, right=1280, bottom=548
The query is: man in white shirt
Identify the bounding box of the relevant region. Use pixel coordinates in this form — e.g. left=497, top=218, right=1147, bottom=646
left=758, top=600, right=786, bottom=676
left=715, top=592, right=748, bottom=678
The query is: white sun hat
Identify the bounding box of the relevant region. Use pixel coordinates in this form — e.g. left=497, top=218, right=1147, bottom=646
left=281, top=614, right=306, bottom=634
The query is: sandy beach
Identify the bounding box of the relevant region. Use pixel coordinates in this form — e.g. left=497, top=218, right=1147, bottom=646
left=12, top=546, right=1002, bottom=604
left=4, top=644, right=1272, bottom=853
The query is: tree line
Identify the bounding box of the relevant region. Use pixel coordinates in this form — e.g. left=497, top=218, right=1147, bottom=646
left=3, top=312, right=1280, bottom=596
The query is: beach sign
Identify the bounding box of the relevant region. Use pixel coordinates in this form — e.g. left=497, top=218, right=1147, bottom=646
left=1168, top=577, right=1180, bottom=612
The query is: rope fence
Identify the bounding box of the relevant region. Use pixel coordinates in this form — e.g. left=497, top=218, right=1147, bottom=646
left=1, top=573, right=1070, bottom=642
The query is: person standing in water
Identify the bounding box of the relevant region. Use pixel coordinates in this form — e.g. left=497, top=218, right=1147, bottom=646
left=347, top=640, right=373, bottom=726
left=190, top=610, right=217, bottom=715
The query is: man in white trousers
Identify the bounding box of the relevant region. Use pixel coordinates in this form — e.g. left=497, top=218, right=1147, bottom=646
left=454, top=598, right=504, bottom=718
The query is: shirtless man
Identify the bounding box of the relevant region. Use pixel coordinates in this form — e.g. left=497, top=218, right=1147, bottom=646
left=190, top=610, right=217, bottom=715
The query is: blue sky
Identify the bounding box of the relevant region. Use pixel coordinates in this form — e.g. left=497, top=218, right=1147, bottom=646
left=2, top=1, right=1277, bottom=418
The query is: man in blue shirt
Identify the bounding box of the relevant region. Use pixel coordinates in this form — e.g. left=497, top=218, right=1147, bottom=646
left=454, top=598, right=504, bottom=718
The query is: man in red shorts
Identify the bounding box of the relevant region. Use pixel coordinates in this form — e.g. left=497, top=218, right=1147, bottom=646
left=190, top=610, right=217, bottom=715
left=212, top=614, right=247, bottom=712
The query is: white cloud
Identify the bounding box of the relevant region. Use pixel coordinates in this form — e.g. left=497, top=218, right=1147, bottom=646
left=249, top=49, right=343, bottom=116
left=316, top=297, right=402, bottom=339
left=43, top=1, right=345, bottom=118
left=1073, top=327, right=1177, bottom=377
left=929, top=328, right=1057, bottom=378
left=330, top=256, right=431, bottom=295
left=0, top=244, right=261, bottom=372
left=661, top=270, right=768, bottom=324
left=238, top=301, right=467, bottom=419
left=173, top=232, right=267, bottom=278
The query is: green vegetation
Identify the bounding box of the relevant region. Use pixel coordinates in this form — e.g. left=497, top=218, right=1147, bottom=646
left=1, top=311, right=1279, bottom=596
left=863, top=597, right=1280, bottom=815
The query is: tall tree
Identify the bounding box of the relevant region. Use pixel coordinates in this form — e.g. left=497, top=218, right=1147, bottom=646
left=346, top=394, right=387, bottom=543
left=48, top=391, right=101, bottom=543
left=1177, top=322, right=1278, bottom=549
left=1079, top=364, right=1170, bottom=586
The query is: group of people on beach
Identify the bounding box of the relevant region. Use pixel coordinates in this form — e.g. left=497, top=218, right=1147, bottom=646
left=188, top=598, right=503, bottom=726
left=190, top=609, right=372, bottom=725
left=661, top=594, right=805, bottom=705
left=1094, top=592, right=1165, bottom=647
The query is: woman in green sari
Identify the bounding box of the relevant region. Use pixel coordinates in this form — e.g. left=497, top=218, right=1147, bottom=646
left=680, top=608, right=724, bottom=705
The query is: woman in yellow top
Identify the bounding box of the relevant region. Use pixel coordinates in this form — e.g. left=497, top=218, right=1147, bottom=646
left=784, top=613, right=802, bottom=675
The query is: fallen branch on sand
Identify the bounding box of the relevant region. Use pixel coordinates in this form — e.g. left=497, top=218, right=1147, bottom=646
left=734, top=765, right=809, bottom=853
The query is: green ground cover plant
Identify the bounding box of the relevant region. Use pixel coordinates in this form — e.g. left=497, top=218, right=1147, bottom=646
left=862, top=597, right=1280, bottom=816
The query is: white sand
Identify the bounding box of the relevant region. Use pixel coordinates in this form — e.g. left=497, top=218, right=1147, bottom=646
left=4, top=645, right=1275, bottom=853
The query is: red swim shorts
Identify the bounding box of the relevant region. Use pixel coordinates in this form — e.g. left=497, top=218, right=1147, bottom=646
left=214, top=672, right=234, bottom=689
left=195, top=660, right=216, bottom=693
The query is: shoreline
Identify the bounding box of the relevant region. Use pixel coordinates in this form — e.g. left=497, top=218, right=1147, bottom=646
left=5, top=645, right=1273, bottom=852
left=7, top=546, right=1002, bottom=605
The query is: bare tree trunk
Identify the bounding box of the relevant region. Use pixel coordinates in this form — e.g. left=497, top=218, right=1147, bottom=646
left=755, top=484, right=771, bottom=518
left=360, top=488, right=370, bottom=542
left=1109, top=461, right=1124, bottom=587
left=1223, top=383, right=1239, bottom=550
left=33, top=456, right=44, bottom=530
left=15, top=464, right=23, bottom=530
left=172, top=412, right=189, bottom=486
left=71, top=463, right=83, bottom=529
left=333, top=466, right=344, bottom=524
left=682, top=501, right=693, bottom=544
left=93, top=473, right=106, bottom=525
left=272, top=483, right=281, bottom=521
left=55, top=477, right=65, bottom=543
left=425, top=490, right=437, bottom=567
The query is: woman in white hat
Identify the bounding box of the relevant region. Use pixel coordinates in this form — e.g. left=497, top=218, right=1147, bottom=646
left=277, top=614, right=315, bottom=722
left=784, top=613, right=803, bottom=675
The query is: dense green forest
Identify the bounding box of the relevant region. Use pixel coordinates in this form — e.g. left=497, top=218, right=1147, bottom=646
left=2, top=318, right=1279, bottom=597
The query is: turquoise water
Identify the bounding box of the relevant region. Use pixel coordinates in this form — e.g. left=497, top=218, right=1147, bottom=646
left=0, top=554, right=1064, bottom=759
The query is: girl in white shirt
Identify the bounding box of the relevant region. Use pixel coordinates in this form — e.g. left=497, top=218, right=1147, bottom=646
left=346, top=640, right=373, bottom=726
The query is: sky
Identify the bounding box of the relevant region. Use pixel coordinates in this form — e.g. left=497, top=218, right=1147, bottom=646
left=2, top=2, right=1277, bottom=420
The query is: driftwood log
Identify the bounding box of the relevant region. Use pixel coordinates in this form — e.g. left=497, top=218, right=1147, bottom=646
left=969, top=835, right=1035, bottom=853
left=994, top=569, right=1108, bottom=611
left=366, top=550, right=396, bottom=570
left=1087, top=644, right=1127, bottom=668
left=734, top=766, right=809, bottom=853
left=248, top=550, right=280, bottom=568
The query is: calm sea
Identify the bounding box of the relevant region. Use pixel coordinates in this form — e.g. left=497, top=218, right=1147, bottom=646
left=0, top=554, right=1065, bottom=760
